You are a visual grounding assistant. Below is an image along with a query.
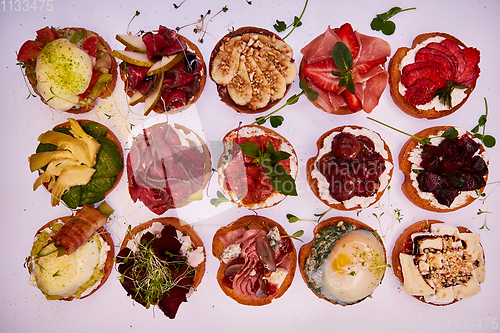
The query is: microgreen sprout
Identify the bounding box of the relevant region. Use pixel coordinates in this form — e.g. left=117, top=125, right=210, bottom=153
left=210, top=190, right=230, bottom=207
left=367, top=117, right=458, bottom=145
left=273, top=0, right=308, bottom=39
left=371, top=6, right=416, bottom=35
left=173, top=0, right=187, bottom=9
left=472, top=98, right=496, bottom=148
left=252, top=80, right=318, bottom=128
left=127, top=11, right=140, bottom=34
left=16, top=62, right=37, bottom=99
left=281, top=230, right=304, bottom=242
left=176, top=6, right=228, bottom=43
left=286, top=208, right=332, bottom=224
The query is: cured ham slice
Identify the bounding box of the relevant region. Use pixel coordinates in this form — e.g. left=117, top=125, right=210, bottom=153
left=51, top=204, right=107, bottom=255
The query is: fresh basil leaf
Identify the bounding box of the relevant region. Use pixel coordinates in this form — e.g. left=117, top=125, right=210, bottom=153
left=239, top=142, right=261, bottom=158
left=270, top=115, right=284, bottom=128
left=269, top=165, right=297, bottom=196
left=483, top=135, right=496, bottom=148
left=441, top=127, right=458, bottom=139
left=332, top=42, right=352, bottom=71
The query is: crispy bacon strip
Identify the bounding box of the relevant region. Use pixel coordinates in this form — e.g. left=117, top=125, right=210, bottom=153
left=51, top=204, right=107, bottom=255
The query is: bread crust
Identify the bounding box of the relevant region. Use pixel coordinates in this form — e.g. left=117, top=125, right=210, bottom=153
left=25, top=27, right=118, bottom=114
left=29, top=215, right=115, bottom=301
left=298, top=216, right=386, bottom=305
left=391, top=220, right=475, bottom=306
left=388, top=32, right=476, bottom=119
left=399, top=126, right=487, bottom=212
left=118, top=33, right=206, bottom=115
left=120, top=217, right=206, bottom=291
left=306, top=125, right=393, bottom=210
left=47, top=119, right=124, bottom=201
left=212, top=215, right=297, bottom=306
left=217, top=124, right=298, bottom=209
left=209, top=26, right=294, bottom=114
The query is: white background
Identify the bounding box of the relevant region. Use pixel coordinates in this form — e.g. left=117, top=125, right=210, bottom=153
left=1, top=0, right=499, bottom=332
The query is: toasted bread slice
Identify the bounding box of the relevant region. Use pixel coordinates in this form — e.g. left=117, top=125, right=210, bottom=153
left=212, top=215, right=297, bottom=306
left=388, top=32, right=477, bottom=119
left=306, top=125, right=393, bottom=210
left=399, top=126, right=488, bottom=212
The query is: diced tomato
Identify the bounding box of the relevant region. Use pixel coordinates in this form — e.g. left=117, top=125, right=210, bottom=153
left=17, top=40, right=45, bottom=62
left=36, top=26, right=58, bottom=44
left=82, top=35, right=98, bottom=58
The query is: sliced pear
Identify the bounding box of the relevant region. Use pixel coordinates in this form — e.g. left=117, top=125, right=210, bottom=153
left=115, top=34, right=147, bottom=53
left=144, top=71, right=165, bottom=116
left=111, top=50, right=154, bottom=67
left=129, top=91, right=146, bottom=106
left=227, top=56, right=252, bottom=106
left=147, top=53, right=184, bottom=76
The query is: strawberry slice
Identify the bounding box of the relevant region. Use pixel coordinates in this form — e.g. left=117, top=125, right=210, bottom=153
left=302, top=58, right=340, bottom=92
left=336, top=23, right=360, bottom=60
left=342, top=89, right=361, bottom=112
left=356, top=57, right=387, bottom=75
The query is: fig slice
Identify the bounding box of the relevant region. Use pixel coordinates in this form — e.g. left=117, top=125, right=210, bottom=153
left=256, top=236, right=276, bottom=272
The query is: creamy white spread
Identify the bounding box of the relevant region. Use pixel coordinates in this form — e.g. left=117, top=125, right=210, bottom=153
left=311, top=127, right=393, bottom=209
left=408, top=128, right=488, bottom=210
left=398, top=36, right=467, bottom=111
left=218, top=126, right=298, bottom=209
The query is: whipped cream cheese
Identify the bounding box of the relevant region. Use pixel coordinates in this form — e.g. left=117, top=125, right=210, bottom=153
left=398, top=36, right=467, bottom=111
left=408, top=128, right=488, bottom=210
left=311, top=127, right=393, bottom=209
left=218, top=126, right=298, bottom=209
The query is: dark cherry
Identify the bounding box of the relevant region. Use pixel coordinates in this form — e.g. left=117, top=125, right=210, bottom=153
left=332, top=133, right=361, bottom=159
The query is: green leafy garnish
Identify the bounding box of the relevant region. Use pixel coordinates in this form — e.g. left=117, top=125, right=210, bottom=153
left=239, top=141, right=297, bottom=196
left=273, top=0, right=308, bottom=39
left=367, top=117, right=458, bottom=145
left=210, top=190, right=230, bottom=207
left=286, top=208, right=332, bottom=224
left=371, top=6, right=416, bottom=35
left=471, top=98, right=496, bottom=148
left=252, top=80, right=317, bottom=128
left=435, top=80, right=467, bottom=109
left=281, top=230, right=304, bottom=242
left=331, top=42, right=355, bottom=93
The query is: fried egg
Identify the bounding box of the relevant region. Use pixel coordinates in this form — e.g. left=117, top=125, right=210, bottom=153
left=36, top=38, right=93, bottom=111
left=319, top=229, right=386, bottom=304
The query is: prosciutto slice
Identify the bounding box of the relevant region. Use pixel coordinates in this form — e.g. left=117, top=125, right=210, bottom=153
left=301, top=25, right=391, bottom=113
left=51, top=204, right=107, bottom=255
left=127, top=123, right=209, bottom=215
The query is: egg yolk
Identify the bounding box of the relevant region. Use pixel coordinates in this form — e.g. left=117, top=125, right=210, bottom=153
left=331, top=252, right=350, bottom=273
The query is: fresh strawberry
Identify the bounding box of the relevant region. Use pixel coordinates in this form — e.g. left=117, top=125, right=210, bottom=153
left=342, top=89, right=361, bottom=112
left=302, top=58, right=340, bottom=92
left=336, top=23, right=360, bottom=59
left=356, top=57, right=387, bottom=75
